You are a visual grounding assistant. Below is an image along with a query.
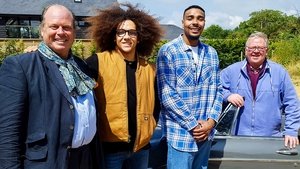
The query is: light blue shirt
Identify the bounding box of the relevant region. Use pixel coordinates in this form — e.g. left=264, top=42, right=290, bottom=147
left=157, top=35, right=223, bottom=152
left=71, top=90, right=97, bottom=148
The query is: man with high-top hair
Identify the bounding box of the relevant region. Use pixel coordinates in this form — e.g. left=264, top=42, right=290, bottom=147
left=156, top=5, right=223, bottom=169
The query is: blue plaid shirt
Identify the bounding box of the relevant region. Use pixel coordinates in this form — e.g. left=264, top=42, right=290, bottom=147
left=156, top=35, right=223, bottom=152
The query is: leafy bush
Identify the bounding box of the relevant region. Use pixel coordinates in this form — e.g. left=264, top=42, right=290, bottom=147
left=71, top=40, right=85, bottom=59
left=88, top=41, right=97, bottom=56
left=203, top=39, right=246, bottom=69
left=1, top=36, right=300, bottom=76
left=146, top=38, right=246, bottom=69
left=148, top=40, right=168, bottom=63
left=0, top=40, right=25, bottom=65
left=270, top=38, right=300, bottom=67
left=71, top=40, right=97, bottom=59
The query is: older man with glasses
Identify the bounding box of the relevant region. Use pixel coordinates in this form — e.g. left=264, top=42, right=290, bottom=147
left=221, top=31, right=300, bottom=149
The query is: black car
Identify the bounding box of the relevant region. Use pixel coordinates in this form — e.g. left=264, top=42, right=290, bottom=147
left=148, top=103, right=300, bottom=169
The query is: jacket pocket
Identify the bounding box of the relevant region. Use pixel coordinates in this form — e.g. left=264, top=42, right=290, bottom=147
left=25, top=132, right=48, bottom=160
left=137, top=114, right=156, bottom=146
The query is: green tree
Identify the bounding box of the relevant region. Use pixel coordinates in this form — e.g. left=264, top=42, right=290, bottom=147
left=148, top=40, right=168, bottom=63
left=203, top=39, right=246, bottom=69
left=230, top=9, right=299, bottom=39
left=277, top=15, right=300, bottom=39
left=202, top=25, right=231, bottom=39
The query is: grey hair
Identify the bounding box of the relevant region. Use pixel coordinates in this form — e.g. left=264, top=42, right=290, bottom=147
left=245, top=31, right=269, bottom=47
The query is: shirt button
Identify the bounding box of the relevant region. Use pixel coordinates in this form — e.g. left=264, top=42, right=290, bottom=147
left=69, top=125, right=74, bottom=130
left=67, top=146, right=71, bottom=150
left=69, top=105, right=74, bottom=109
left=71, top=91, right=76, bottom=97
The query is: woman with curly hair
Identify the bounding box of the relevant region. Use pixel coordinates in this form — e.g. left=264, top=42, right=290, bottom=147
left=85, top=3, right=164, bottom=169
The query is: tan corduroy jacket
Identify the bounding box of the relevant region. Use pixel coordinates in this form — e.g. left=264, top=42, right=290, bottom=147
left=95, top=50, right=157, bottom=152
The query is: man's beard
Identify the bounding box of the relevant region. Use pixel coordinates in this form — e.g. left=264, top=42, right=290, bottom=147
left=188, top=34, right=200, bottom=41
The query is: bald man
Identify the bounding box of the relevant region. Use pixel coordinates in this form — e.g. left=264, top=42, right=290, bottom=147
left=0, top=4, right=102, bottom=169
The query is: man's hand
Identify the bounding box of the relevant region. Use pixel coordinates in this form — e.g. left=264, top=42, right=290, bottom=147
left=192, top=119, right=215, bottom=142
left=284, top=135, right=299, bottom=149
left=24, top=45, right=38, bottom=53
left=228, top=94, right=244, bottom=107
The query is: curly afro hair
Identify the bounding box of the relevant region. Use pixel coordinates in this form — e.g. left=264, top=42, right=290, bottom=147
left=85, top=3, right=164, bottom=58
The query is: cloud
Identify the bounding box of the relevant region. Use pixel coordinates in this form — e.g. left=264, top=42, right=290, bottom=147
left=159, top=9, right=245, bottom=30
left=206, top=12, right=244, bottom=30
left=284, top=9, right=298, bottom=16
left=159, top=10, right=182, bottom=27
left=165, top=20, right=179, bottom=26
left=228, top=16, right=244, bottom=28
left=118, top=0, right=300, bottom=30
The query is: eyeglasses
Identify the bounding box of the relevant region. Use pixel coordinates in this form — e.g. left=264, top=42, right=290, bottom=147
left=116, top=29, right=138, bottom=37
left=246, top=46, right=267, bottom=52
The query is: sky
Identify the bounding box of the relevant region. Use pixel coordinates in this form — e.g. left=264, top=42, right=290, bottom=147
left=117, top=0, right=299, bottom=30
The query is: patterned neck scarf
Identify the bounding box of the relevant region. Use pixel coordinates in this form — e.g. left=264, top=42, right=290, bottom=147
left=38, top=42, right=96, bottom=96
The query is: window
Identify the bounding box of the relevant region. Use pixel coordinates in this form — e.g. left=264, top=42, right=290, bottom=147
left=78, top=21, right=87, bottom=27
left=215, top=103, right=240, bottom=136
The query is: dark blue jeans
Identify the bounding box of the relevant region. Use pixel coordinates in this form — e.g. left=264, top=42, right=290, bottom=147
left=105, top=149, right=149, bottom=169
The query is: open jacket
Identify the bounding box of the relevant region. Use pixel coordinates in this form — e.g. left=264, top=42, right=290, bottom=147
left=221, top=59, right=300, bottom=137
left=0, top=51, right=101, bottom=169
left=87, top=50, right=159, bottom=152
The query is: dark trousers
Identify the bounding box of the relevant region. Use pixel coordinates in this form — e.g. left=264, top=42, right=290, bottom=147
left=68, top=136, right=105, bottom=169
